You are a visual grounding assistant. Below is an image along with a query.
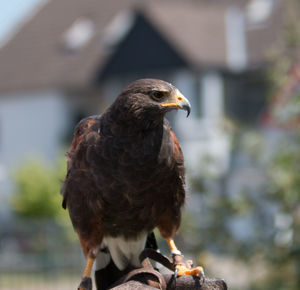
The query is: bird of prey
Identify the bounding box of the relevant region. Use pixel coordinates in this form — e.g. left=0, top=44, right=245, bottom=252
left=61, top=79, right=204, bottom=288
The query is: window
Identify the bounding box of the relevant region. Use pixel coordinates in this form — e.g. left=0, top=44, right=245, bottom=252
left=62, top=17, right=95, bottom=52
left=246, top=0, right=275, bottom=26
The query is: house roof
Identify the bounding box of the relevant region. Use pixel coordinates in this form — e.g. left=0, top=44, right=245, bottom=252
left=0, top=0, right=287, bottom=93
left=141, top=1, right=229, bottom=69
left=0, top=0, right=137, bottom=93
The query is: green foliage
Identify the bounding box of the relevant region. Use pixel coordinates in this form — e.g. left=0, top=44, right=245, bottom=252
left=268, top=136, right=300, bottom=208
left=12, top=156, right=67, bottom=221
left=186, top=131, right=268, bottom=257
left=267, top=0, right=300, bottom=95
left=264, top=2, right=300, bottom=286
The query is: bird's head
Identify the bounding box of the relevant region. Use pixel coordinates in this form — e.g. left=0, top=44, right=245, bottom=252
left=111, top=79, right=191, bottom=126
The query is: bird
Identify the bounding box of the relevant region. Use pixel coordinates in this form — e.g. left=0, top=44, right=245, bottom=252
left=61, top=79, right=204, bottom=289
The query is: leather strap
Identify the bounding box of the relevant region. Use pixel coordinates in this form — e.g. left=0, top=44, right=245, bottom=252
left=120, top=266, right=166, bottom=289
left=139, top=248, right=175, bottom=271
left=110, top=248, right=188, bottom=289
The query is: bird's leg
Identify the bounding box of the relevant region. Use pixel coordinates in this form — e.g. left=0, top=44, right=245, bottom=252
left=83, top=256, right=95, bottom=277
left=166, top=238, right=205, bottom=281
left=167, top=238, right=181, bottom=255
left=78, top=248, right=99, bottom=290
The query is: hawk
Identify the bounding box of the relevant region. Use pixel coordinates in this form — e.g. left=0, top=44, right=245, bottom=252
left=61, top=79, right=204, bottom=289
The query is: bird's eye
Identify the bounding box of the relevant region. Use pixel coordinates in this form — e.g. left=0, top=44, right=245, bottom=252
left=151, top=90, right=166, bottom=101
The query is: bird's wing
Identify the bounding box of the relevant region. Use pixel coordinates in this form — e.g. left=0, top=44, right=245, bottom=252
left=61, top=115, right=104, bottom=255
left=61, top=115, right=101, bottom=209
left=169, top=126, right=185, bottom=182
left=157, top=121, right=186, bottom=238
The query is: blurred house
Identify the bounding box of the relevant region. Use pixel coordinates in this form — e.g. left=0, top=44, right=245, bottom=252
left=0, top=0, right=287, bottom=216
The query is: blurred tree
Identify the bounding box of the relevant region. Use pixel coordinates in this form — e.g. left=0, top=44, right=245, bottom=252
left=262, top=0, right=300, bottom=288
left=259, top=1, right=300, bottom=285
left=12, top=156, right=69, bottom=223
left=9, top=156, right=81, bottom=270
left=182, top=1, right=300, bottom=289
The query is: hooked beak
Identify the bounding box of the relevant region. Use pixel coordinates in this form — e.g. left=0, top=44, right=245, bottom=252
left=161, top=90, right=191, bottom=117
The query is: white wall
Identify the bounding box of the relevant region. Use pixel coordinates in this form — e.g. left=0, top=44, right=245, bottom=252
left=0, top=90, right=71, bottom=218
left=201, top=71, right=224, bottom=120
left=225, top=6, right=247, bottom=71
left=172, top=70, right=231, bottom=176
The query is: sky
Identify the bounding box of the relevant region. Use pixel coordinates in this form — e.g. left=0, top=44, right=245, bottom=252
left=0, top=0, right=43, bottom=45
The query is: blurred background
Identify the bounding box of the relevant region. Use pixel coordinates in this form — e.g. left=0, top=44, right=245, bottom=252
left=0, top=0, right=299, bottom=289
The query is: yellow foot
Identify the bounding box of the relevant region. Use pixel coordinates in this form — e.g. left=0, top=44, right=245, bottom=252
left=175, top=264, right=205, bottom=282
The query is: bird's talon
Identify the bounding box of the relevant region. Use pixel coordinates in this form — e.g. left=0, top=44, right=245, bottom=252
left=200, top=270, right=206, bottom=284
left=174, top=267, right=179, bottom=279
left=198, top=268, right=206, bottom=284
left=78, top=276, right=92, bottom=290
left=175, top=264, right=205, bottom=279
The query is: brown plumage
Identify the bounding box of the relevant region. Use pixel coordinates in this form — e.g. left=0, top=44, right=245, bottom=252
left=61, top=79, right=191, bottom=285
